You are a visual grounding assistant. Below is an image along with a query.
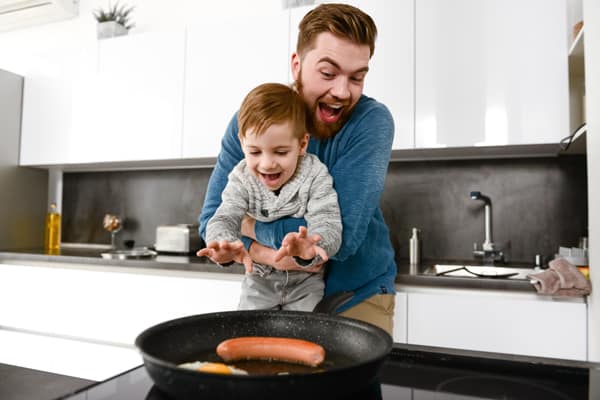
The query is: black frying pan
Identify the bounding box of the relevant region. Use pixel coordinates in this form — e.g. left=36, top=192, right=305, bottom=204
left=135, top=295, right=392, bottom=400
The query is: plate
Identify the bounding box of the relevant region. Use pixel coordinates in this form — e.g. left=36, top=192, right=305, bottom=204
left=101, top=248, right=157, bottom=260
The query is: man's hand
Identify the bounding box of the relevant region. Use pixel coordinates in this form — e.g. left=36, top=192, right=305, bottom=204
left=197, top=240, right=253, bottom=272
left=274, top=226, right=328, bottom=264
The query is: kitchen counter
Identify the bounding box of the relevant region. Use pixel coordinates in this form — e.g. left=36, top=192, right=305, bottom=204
left=0, top=247, right=545, bottom=293
left=0, top=244, right=245, bottom=275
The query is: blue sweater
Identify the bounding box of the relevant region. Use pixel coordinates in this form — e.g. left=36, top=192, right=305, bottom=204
left=199, top=94, right=397, bottom=311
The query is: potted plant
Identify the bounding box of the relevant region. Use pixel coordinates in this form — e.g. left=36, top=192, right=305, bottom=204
left=93, top=2, right=135, bottom=39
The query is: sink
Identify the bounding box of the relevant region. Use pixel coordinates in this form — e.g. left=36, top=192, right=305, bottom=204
left=425, top=264, right=536, bottom=280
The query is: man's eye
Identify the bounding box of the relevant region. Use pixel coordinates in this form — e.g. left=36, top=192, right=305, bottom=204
left=321, top=71, right=334, bottom=79
left=276, top=151, right=289, bottom=156
left=249, top=151, right=260, bottom=155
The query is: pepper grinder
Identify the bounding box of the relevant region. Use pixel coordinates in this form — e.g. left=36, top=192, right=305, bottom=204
left=409, top=228, right=421, bottom=273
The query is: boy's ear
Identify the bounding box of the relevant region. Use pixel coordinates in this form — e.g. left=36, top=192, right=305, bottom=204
left=299, top=133, right=309, bottom=155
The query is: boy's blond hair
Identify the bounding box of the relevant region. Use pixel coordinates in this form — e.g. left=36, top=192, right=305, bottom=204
left=296, top=3, right=377, bottom=58
left=238, top=83, right=307, bottom=140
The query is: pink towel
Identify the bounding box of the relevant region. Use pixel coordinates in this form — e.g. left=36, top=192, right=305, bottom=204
left=527, top=258, right=591, bottom=296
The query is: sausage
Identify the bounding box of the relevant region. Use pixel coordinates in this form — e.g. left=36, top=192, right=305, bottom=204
left=216, top=336, right=325, bottom=367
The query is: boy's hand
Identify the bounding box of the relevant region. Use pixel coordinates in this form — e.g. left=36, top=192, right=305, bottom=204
left=274, top=226, right=328, bottom=264
left=197, top=240, right=254, bottom=272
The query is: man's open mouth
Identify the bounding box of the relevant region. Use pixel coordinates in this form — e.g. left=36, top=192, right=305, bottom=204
left=318, top=103, right=344, bottom=124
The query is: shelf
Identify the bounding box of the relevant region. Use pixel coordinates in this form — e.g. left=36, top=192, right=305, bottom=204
left=568, top=24, right=586, bottom=152
left=569, top=26, right=585, bottom=78
left=560, top=124, right=587, bottom=155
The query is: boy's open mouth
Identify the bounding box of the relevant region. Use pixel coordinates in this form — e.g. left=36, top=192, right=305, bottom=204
left=261, top=172, right=281, bottom=185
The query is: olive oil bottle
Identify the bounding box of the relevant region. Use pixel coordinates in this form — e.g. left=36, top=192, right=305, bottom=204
left=44, top=202, right=61, bottom=251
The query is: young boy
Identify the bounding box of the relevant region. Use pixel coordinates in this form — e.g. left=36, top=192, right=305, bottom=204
left=197, top=83, right=342, bottom=311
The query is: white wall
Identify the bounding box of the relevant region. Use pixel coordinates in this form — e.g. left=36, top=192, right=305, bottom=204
left=0, top=0, right=286, bottom=75
left=584, top=0, right=600, bottom=363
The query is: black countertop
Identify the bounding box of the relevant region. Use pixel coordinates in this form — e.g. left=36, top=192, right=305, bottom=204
left=0, top=246, right=539, bottom=292
left=60, top=343, right=600, bottom=399
left=0, top=363, right=93, bottom=400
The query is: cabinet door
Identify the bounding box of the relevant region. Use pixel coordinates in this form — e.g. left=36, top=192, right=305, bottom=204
left=393, top=292, right=408, bottom=343
left=0, top=263, right=242, bottom=346
left=182, top=7, right=289, bottom=158
left=290, top=1, right=415, bottom=149
left=20, top=49, right=94, bottom=166
left=415, top=0, right=569, bottom=148
left=407, top=290, right=587, bottom=361
left=70, top=31, right=185, bottom=163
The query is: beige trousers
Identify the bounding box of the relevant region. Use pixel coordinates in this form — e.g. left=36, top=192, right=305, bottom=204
left=339, top=293, right=395, bottom=337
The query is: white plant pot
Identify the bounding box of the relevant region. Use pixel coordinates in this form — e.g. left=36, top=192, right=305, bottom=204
left=97, top=21, right=128, bottom=39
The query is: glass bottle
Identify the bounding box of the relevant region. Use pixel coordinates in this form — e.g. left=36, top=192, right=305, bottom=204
left=44, top=202, right=61, bottom=251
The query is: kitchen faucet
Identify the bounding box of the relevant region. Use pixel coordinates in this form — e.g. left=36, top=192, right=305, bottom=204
left=470, top=191, right=504, bottom=263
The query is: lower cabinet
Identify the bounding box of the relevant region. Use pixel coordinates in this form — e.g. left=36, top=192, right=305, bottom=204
left=393, top=292, right=408, bottom=343
left=0, top=261, right=243, bottom=345
left=0, top=261, right=243, bottom=380
left=401, top=286, right=587, bottom=361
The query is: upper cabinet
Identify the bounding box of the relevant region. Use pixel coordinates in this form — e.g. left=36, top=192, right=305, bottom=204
left=289, top=0, right=415, bottom=150
left=20, top=48, right=92, bottom=166
left=73, top=31, right=186, bottom=164
left=20, top=31, right=185, bottom=166
left=182, top=5, right=289, bottom=159
left=414, top=0, right=569, bottom=149
left=19, top=1, right=575, bottom=168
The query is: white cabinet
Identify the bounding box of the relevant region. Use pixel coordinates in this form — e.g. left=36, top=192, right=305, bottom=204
left=71, top=31, right=186, bottom=163
left=20, top=48, right=95, bottom=166
left=182, top=8, right=289, bottom=158
left=403, top=287, right=587, bottom=361
left=289, top=1, right=415, bottom=150
left=20, top=32, right=185, bottom=166
left=0, top=260, right=242, bottom=380
left=0, top=261, right=242, bottom=346
left=393, top=292, right=408, bottom=343
left=415, top=0, right=569, bottom=148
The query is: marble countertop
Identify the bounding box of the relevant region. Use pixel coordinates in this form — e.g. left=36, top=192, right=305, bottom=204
left=0, top=246, right=538, bottom=293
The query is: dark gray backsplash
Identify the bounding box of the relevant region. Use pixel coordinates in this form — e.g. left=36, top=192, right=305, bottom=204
left=63, top=155, right=587, bottom=265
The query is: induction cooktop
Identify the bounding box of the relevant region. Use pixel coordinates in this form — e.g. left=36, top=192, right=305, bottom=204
left=58, top=346, right=592, bottom=400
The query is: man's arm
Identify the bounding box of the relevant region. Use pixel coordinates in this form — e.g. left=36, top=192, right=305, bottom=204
left=328, top=102, right=394, bottom=261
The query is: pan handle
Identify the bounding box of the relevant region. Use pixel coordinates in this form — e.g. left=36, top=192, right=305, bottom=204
left=312, top=291, right=353, bottom=314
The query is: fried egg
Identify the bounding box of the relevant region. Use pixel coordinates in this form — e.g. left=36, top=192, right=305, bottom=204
left=179, top=361, right=248, bottom=375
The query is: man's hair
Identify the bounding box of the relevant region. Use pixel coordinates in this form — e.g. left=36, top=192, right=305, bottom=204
left=296, top=3, right=377, bottom=58
left=238, top=83, right=307, bottom=139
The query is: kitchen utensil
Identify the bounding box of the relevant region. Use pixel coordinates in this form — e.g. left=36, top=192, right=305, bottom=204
left=154, top=224, right=203, bottom=254
left=135, top=293, right=392, bottom=400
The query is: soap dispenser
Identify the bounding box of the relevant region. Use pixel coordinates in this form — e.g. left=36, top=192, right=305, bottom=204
left=44, top=202, right=61, bottom=251
left=409, top=227, right=421, bottom=270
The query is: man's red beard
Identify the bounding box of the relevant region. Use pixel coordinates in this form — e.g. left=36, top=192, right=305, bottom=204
left=295, top=70, right=354, bottom=140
